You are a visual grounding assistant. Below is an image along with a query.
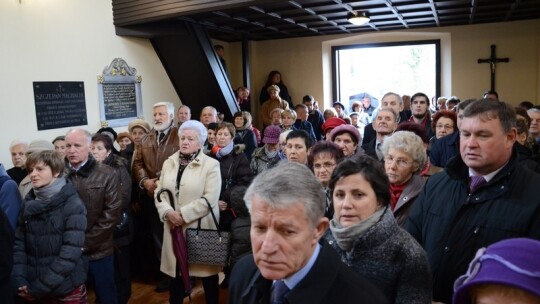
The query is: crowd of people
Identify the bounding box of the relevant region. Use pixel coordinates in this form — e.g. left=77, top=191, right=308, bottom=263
left=1, top=78, right=540, bottom=304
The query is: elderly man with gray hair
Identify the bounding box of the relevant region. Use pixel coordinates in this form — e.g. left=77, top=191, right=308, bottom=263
left=228, top=162, right=388, bottom=304
left=362, top=92, right=412, bottom=145
left=7, top=139, right=28, bottom=185
left=132, top=101, right=179, bottom=291
left=65, top=128, right=121, bottom=304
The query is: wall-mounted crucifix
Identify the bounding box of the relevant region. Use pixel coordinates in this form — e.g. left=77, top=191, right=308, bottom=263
left=477, top=45, right=509, bottom=92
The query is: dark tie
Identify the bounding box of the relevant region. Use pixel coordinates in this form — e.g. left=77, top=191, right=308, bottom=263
left=470, top=175, right=487, bottom=193
left=158, top=132, right=165, bottom=143
left=272, top=280, right=290, bottom=304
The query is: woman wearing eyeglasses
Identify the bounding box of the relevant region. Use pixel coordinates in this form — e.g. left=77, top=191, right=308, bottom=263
left=307, top=141, right=344, bottom=219
left=381, top=131, right=427, bottom=227
left=428, top=110, right=457, bottom=152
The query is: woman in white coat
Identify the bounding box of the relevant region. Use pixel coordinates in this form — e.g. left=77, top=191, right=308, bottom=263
left=155, top=120, right=222, bottom=304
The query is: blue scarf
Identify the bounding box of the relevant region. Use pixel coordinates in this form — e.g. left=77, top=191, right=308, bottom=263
left=216, top=141, right=234, bottom=159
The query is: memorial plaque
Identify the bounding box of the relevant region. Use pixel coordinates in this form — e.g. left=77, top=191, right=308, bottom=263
left=103, top=83, right=137, bottom=120
left=33, top=81, right=88, bottom=131
left=98, top=58, right=143, bottom=127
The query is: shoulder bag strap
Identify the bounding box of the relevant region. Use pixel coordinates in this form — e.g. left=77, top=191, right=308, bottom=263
left=196, top=197, right=223, bottom=237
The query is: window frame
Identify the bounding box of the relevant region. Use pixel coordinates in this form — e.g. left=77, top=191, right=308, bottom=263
left=331, top=39, right=441, bottom=105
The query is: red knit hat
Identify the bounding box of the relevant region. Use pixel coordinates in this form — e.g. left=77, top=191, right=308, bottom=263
left=322, top=117, right=347, bottom=135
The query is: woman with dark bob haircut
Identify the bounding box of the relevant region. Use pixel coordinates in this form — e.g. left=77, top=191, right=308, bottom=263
left=429, top=110, right=458, bottom=147
left=12, top=150, right=88, bottom=303
left=308, top=141, right=344, bottom=219
left=323, top=155, right=432, bottom=304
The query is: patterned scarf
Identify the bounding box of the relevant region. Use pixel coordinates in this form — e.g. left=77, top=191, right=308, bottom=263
left=176, top=150, right=198, bottom=191
left=264, top=145, right=278, bottom=158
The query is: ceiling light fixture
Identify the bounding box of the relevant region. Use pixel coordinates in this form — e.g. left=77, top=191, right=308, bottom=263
left=347, top=11, right=370, bottom=26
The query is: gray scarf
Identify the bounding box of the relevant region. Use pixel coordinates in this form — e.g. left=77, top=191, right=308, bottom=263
left=329, top=207, right=386, bottom=251
left=34, top=177, right=66, bottom=202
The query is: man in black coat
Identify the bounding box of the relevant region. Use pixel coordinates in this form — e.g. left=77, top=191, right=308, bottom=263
left=229, top=162, right=387, bottom=304
left=362, top=92, right=411, bottom=145
left=303, top=95, right=325, bottom=141
left=406, top=100, right=540, bottom=303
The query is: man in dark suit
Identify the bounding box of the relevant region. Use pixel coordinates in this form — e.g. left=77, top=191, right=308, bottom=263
left=228, top=162, right=387, bottom=304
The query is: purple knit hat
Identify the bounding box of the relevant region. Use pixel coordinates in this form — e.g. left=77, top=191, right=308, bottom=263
left=453, top=238, right=540, bottom=304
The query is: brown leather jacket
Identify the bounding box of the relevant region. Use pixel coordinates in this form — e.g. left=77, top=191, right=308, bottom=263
left=65, top=156, right=121, bottom=260
left=132, top=127, right=179, bottom=195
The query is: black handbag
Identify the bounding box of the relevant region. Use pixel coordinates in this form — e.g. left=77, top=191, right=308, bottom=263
left=185, top=197, right=231, bottom=267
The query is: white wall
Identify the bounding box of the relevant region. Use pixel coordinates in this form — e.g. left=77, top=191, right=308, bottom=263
left=0, top=0, right=179, bottom=167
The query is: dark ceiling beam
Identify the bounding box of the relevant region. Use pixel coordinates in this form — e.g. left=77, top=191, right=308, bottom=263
left=383, top=0, right=409, bottom=28
left=428, top=0, right=440, bottom=26
left=288, top=1, right=350, bottom=34
left=469, top=0, right=478, bottom=24
left=505, top=0, right=519, bottom=21
left=247, top=4, right=323, bottom=36
left=247, top=6, right=300, bottom=37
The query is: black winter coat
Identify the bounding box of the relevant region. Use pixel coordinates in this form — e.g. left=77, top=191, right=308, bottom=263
left=103, top=153, right=132, bottom=247
left=12, top=182, right=87, bottom=299
left=405, top=150, right=540, bottom=303
left=229, top=216, right=251, bottom=271
left=215, top=150, right=253, bottom=231
left=216, top=151, right=253, bottom=204
left=234, top=128, right=257, bottom=163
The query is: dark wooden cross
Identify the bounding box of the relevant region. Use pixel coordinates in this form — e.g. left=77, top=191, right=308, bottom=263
left=477, top=45, right=509, bottom=92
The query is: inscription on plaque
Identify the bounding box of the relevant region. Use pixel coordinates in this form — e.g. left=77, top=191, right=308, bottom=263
left=33, top=82, right=88, bottom=131
left=98, top=58, right=143, bottom=127
left=103, top=83, right=137, bottom=120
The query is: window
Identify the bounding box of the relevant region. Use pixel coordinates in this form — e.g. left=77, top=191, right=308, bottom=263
left=332, top=40, right=440, bottom=110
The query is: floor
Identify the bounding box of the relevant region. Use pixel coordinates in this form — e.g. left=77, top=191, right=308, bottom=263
left=87, top=273, right=229, bottom=304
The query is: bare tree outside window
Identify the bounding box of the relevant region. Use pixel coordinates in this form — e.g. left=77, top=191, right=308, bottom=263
left=332, top=40, right=440, bottom=111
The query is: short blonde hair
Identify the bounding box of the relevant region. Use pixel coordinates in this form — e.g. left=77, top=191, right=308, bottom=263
left=281, top=109, right=297, bottom=120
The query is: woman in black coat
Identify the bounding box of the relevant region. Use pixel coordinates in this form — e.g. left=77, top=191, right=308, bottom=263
left=12, top=151, right=87, bottom=302
left=91, top=133, right=132, bottom=304
left=211, top=122, right=253, bottom=232
left=258, top=70, right=293, bottom=108
left=212, top=122, right=253, bottom=288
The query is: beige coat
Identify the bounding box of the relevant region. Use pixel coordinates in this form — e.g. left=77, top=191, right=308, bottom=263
left=260, top=97, right=289, bottom=126
left=154, top=150, right=222, bottom=278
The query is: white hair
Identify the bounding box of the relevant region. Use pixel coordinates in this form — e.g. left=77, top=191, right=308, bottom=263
left=9, top=139, right=28, bottom=151
left=178, top=120, right=208, bottom=148
left=66, top=128, right=92, bottom=145
left=201, top=106, right=218, bottom=116
left=154, top=101, right=175, bottom=116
